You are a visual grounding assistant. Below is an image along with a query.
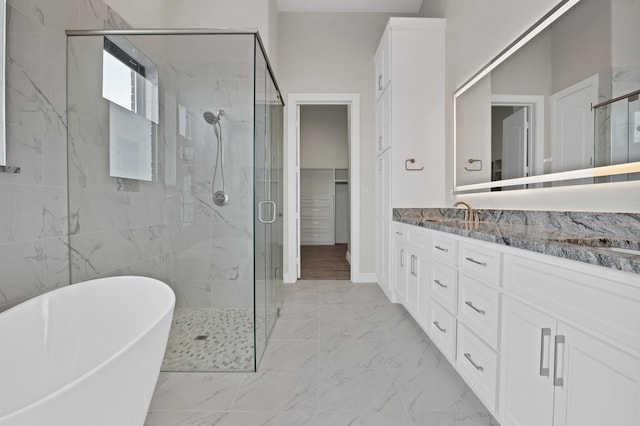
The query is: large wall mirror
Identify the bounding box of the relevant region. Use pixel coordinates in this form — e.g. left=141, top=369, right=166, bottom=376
left=454, top=0, right=640, bottom=193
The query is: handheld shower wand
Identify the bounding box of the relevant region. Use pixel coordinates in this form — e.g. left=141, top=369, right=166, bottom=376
left=203, top=110, right=228, bottom=206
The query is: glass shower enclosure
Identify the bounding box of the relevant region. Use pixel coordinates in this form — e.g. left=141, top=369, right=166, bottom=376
left=66, top=29, right=284, bottom=372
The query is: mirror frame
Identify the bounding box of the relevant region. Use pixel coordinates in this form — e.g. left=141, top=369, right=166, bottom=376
left=0, top=0, right=5, bottom=167
left=453, top=0, right=640, bottom=193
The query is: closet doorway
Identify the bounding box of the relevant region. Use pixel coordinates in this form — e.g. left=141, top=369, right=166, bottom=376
left=285, top=94, right=360, bottom=283
left=299, top=105, right=351, bottom=280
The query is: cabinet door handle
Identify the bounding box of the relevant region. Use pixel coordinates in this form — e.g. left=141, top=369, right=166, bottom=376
left=539, top=328, right=551, bottom=377
left=464, top=353, right=484, bottom=372
left=434, top=279, right=448, bottom=289
left=378, top=74, right=383, bottom=91
left=435, top=245, right=449, bottom=253
left=465, top=257, right=487, bottom=267
left=553, top=335, right=565, bottom=387
left=395, top=231, right=403, bottom=236
left=378, top=135, right=383, bottom=150
left=465, top=301, right=486, bottom=315
left=400, top=249, right=404, bottom=267
left=433, top=321, right=447, bottom=333
left=410, top=255, right=416, bottom=276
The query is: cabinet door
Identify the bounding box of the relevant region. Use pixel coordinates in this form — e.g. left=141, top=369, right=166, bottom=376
left=409, top=248, right=430, bottom=327
left=553, top=322, right=640, bottom=426
left=393, top=241, right=408, bottom=305
left=375, top=88, right=392, bottom=155
left=375, top=153, right=391, bottom=296
left=374, top=29, right=390, bottom=98
left=500, top=296, right=556, bottom=426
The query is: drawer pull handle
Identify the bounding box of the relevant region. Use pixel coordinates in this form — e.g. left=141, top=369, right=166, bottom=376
left=395, top=231, right=403, bottom=235
left=465, top=301, right=485, bottom=315
left=539, top=328, right=551, bottom=377
left=554, top=335, right=565, bottom=387
left=435, top=245, right=449, bottom=253
left=400, top=249, right=405, bottom=267
left=312, top=209, right=320, bottom=212
left=312, top=222, right=321, bottom=224
left=433, top=321, right=447, bottom=333
left=464, top=353, right=484, bottom=372
left=434, top=279, right=448, bottom=289
left=465, top=257, right=487, bottom=267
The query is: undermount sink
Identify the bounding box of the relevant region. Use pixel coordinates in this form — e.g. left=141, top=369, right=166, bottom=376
left=601, top=247, right=640, bottom=256
left=544, top=237, right=640, bottom=256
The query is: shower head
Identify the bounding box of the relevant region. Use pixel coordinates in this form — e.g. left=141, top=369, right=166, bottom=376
left=203, top=110, right=224, bottom=125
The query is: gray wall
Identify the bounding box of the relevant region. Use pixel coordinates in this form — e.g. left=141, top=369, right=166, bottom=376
left=300, top=105, right=349, bottom=169
left=278, top=12, right=405, bottom=277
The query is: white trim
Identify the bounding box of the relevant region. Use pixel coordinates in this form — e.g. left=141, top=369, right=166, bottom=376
left=345, top=251, right=351, bottom=265
left=353, top=273, right=378, bottom=284
left=286, top=93, right=361, bottom=284
left=283, top=272, right=295, bottom=284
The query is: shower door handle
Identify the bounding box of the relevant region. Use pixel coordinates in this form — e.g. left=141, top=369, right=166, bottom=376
left=258, top=200, right=277, bottom=224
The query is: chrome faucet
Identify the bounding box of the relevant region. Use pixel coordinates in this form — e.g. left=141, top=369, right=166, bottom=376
left=453, top=201, right=473, bottom=223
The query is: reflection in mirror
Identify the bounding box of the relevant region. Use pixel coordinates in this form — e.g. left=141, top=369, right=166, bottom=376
left=455, top=0, right=640, bottom=192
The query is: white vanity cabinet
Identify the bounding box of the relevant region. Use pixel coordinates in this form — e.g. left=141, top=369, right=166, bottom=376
left=500, top=253, right=640, bottom=426
left=374, top=17, right=446, bottom=301
left=385, top=221, right=640, bottom=426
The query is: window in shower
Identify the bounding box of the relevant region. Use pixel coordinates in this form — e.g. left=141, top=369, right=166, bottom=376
left=102, top=37, right=159, bottom=182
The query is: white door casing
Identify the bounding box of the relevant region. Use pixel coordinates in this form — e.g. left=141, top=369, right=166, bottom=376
left=285, top=93, right=362, bottom=283
left=502, top=106, right=529, bottom=183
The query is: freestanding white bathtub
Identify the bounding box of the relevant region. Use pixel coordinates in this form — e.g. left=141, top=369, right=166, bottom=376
left=0, top=276, right=175, bottom=426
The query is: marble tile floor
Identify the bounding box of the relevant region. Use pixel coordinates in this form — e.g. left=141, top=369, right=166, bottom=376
left=161, top=308, right=255, bottom=372
left=147, top=280, right=500, bottom=426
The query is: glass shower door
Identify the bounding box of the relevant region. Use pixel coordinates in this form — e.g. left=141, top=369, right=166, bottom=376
left=253, top=41, right=283, bottom=367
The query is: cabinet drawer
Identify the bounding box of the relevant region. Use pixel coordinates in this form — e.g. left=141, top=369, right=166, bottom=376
left=392, top=223, right=409, bottom=241
left=301, top=230, right=333, bottom=244
left=408, top=227, right=431, bottom=247
left=301, top=219, right=331, bottom=232
left=504, top=253, right=640, bottom=353
left=459, top=242, right=501, bottom=286
left=430, top=261, right=458, bottom=314
left=456, top=324, right=498, bottom=412
left=430, top=234, right=457, bottom=266
left=301, top=205, right=332, bottom=218
left=458, top=273, right=500, bottom=350
left=428, top=300, right=457, bottom=361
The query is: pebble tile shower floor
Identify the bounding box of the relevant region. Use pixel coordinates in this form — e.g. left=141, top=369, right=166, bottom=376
left=147, top=280, right=500, bottom=426
left=161, top=308, right=254, bottom=371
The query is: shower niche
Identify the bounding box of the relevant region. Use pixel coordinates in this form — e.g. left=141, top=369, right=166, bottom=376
left=66, top=30, right=284, bottom=372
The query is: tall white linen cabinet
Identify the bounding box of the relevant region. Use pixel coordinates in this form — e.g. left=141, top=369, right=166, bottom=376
left=374, top=18, right=447, bottom=299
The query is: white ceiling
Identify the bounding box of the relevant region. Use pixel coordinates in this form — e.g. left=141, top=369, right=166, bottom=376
left=276, top=0, right=424, bottom=13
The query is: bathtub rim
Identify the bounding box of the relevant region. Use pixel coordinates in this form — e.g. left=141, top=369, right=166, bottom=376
left=0, top=275, right=175, bottom=421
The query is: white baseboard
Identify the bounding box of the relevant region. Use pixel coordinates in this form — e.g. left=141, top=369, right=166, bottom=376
left=351, top=272, right=378, bottom=283
left=283, top=273, right=297, bottom=284
left=345, top=251, right=351, bottom=265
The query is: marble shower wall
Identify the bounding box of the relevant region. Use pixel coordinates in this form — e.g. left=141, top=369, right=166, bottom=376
left=168, top=36, right=256, bottom=310
left=0, top=0, right=130, bottom=310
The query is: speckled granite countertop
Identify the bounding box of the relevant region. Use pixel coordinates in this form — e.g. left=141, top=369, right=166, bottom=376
left=394, top=208, right=640, bottom=275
